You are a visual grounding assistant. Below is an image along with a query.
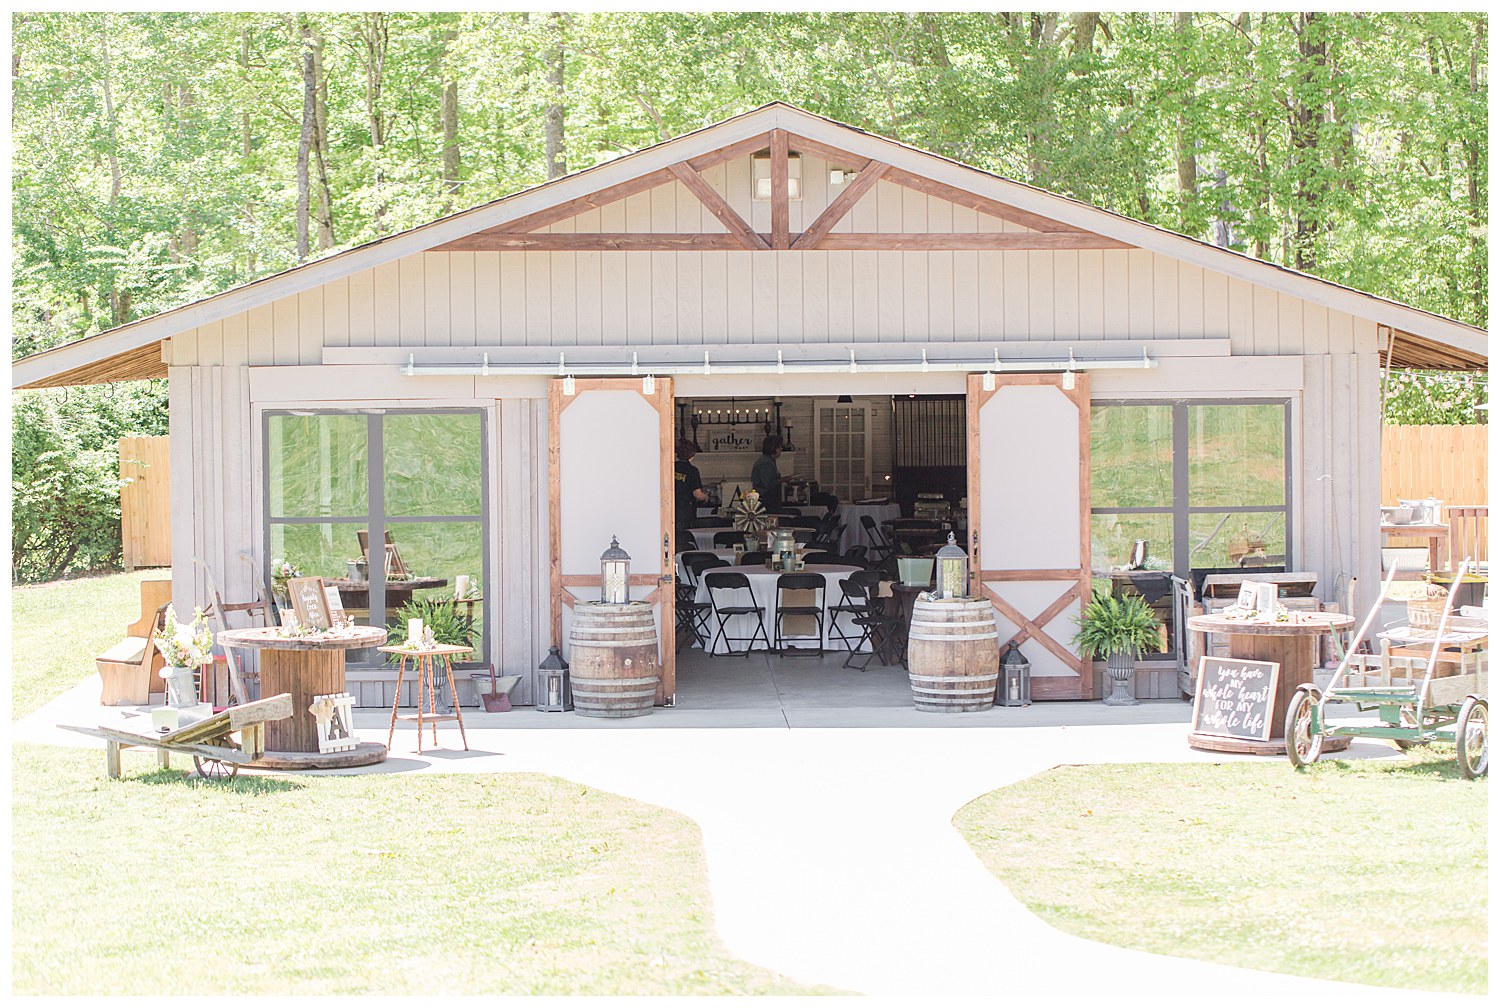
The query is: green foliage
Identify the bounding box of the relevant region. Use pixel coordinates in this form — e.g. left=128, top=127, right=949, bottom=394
left=10, top=382, right=168, bottom=583
left=1384, top=370, right=1489, bottom=425
left=386, top=596, right=477, bottom=654
left=1071, top=589, right=1162, bottom=659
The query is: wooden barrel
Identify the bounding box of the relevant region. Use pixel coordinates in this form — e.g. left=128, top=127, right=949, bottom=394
left=568, top=602, right=660, bottom=718
left=906, top=598, right=1000, bottom=712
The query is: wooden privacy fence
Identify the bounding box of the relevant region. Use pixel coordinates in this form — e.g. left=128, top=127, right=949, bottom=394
left=1382, top=424, right=1487, bottom=507
left=120, top=435, right=171, bottom=570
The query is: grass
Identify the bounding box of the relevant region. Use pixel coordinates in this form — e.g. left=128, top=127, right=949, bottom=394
left=11, top=569, right=164, bottom=720
left=11, top=571, right=832, bottom=995
left=954, top=755, right=1488, bottom=994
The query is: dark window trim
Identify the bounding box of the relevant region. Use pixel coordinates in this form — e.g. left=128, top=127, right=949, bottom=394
left=263, top=407, right=490, bottom=669
left=1090, top=398, right=1293, bottom=577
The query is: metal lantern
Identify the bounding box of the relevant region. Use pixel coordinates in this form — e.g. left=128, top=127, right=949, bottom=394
left=935, top=532, right=970, bottom=600
left=537, top=646, right=572, bottom=712
left=600, top=535, right=631, bottom=604
left=999, top=641, right=1032, bottom=707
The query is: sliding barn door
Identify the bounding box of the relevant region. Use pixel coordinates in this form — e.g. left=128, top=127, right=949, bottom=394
left=967, top=373, right=1095, bottom=700
left=549, top=378, right=676, bottom=704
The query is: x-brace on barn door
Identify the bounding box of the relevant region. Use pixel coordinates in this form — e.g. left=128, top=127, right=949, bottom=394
left=967, top=373, right=1096, bottom=700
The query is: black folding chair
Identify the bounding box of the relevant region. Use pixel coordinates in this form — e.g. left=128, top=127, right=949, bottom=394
left=773, top=572, right=826, bottom=657
left=739, top=551, right=770, bottom=566
left=713, top=530, right=746, bottom=548
left=860, top=515, right=895, bottom=562
left=800, top=551, right=836, bottom=566
left=832, top=576, right=899, bottom=670
left=690, top=515, right=725, bottom=528
left=843, top=544, right=869, bottom=568
left=678, top=553, right=729, bottom=649
left=703, top=571, right=771, bottom=656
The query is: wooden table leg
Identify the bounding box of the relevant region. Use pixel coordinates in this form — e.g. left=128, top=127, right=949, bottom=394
left=387, top=656, right=408, bottom=749
left=415, top=656, right=427, bottom=755
left=441, top=655, right=469, bottom=750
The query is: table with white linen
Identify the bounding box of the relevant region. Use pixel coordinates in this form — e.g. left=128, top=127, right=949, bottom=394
left=838, top=504, right=902, bottom=554
left=688, top=526, right=740, bottom=551
left=694, top=564, right=863, bottom=654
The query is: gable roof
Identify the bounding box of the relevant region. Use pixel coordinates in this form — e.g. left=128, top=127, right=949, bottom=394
left=12, top=101, right=1486, bottom=389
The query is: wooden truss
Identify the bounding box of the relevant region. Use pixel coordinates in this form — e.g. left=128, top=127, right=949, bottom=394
left=435, top=130, right=1133, bottom=254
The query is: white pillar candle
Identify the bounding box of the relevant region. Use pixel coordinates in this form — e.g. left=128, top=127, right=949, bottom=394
left=408, top=618, right=423, bottom=645
left=455, top=575, right=471, bottom=599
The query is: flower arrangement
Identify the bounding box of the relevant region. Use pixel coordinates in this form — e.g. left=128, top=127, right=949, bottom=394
left=730, top=489, right=773, bottom=534
left=271, top=558, right=302, bottom=601
left=153, top=608, right=215, bottom=669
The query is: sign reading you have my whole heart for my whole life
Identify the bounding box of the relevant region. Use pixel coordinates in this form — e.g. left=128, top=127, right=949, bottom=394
left=1191, top=656, right=1281, bottom=742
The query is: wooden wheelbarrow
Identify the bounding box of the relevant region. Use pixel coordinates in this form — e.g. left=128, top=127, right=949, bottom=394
left=62, top=693, right=293, bottom=780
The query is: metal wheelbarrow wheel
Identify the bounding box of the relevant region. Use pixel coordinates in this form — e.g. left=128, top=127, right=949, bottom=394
left=1456, top=697, right=1488, bottom=780
left=1285, top=686, right=1323, bottom=769
left=193, top=755, right=239, bottom=780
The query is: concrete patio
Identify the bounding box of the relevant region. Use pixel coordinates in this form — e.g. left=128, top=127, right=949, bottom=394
left=14, top=657, right=1478, bottom=1003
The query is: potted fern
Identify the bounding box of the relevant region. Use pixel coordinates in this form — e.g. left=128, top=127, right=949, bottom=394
left=1072, top=589, right=1162, bottom=706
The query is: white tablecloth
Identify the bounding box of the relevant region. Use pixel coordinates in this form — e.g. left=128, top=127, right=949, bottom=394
left=837, top=504, right=903, bottom=554
left=693, top=564, right=864, bottom=654
left=688, top=526, right=739, bottom=551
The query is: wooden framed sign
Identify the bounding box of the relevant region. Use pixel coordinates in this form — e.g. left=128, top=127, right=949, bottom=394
left=1191, top=656, right=1280, bottom=742
left=1235, top=583, right=1258, bottom=609
left=322, top=585, right=347, bottom=627
left=287, top=576, right=332, bottom=630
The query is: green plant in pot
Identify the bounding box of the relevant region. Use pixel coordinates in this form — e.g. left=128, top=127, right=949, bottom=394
left=386, top=597, right=477, bottom=656
left=1072, top=589, right=1162, bottom=707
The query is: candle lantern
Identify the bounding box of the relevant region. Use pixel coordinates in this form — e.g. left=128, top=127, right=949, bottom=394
left=600, top=536, right=631, bottom=604
left=999, top=641, right=1032, bottom=707
left=934, top=532, right=970, bottom=600
left=537, top=646, right=573, bottom=712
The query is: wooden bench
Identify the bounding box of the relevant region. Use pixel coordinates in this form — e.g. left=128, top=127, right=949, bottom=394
left=62, top=693, right=293, bottom=779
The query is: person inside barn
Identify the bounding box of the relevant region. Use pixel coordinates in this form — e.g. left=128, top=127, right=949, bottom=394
left=674, top=438, right=709, bottom=539
left=751, top=436, right=789, bottom=511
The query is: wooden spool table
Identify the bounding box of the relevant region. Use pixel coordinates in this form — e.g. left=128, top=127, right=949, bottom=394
left=216, top=626, right=389, bottom=769
left=1185, top=612, right=1354, bottom=756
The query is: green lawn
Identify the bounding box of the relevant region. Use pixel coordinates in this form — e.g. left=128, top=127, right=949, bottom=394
left=11, top=571, right=830, bottom=995
left=954, top=756, right=1488, bottom=994
left=11, top=569, right=164, bottom=720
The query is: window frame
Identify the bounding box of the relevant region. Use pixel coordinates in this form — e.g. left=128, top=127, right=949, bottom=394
left=262, top=407, right=490, bottom=670
left=1090, top=397, right=1294, bottom=577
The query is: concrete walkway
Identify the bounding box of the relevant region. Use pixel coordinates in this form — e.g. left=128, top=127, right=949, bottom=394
left=15, top=676, right=1481, bottom=1002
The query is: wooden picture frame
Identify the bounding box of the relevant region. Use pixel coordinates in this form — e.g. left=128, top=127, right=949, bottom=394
left=287, top=576, right=332, bottom=630
left=322, top=585, right=348, bottom=627
left=384, top=543, right=409, bottom=580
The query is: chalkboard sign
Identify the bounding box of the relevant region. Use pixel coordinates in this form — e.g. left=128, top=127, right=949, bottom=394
left=1191, top=656, right=1280, bottom=741
left=288, top=576, right=332, bottom=631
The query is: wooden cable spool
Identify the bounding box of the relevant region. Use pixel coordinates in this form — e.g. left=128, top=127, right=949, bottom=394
left=568, top=602, right=661, bottom=718
left=906, top=597, right=1000, bottom=712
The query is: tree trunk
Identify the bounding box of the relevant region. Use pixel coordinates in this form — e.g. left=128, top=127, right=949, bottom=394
left=1288, top=12, right=1328, bottom=273
left=543, top=12, right=568, bottom=179
left=295, top=16, right=315, bottom=262
left=1462, top=17, right=1486, bottom=322
left=1173, top=12, right=1199, bottom=233
left=240, top=29, right=254, bottom=158
left=361, top=13, right=389, bottom=230
left=310, top=27, right=334, bottom=250
left=439, top=29, right=461, bottom=202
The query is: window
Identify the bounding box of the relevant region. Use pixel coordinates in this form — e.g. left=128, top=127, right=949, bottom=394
left=1090, top=400, right=1291, bottom=655
left=813, top=399, right=871, bottom=502
left=264, top=409, right=488, bottom=669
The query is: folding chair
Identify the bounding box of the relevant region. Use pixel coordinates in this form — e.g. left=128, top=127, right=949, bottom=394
left=773, top=572, right=827, bottom=657
left=679, top=553, right=729, bottom=649
left=860, top=514, right=895, bottom=562
left=714, top=530, right=746, bottom=548
left=832, top=577, right=899, bottom=670
left=703, top=571, right=771, bottom=656
left=739, top=551, right=770, bottom=566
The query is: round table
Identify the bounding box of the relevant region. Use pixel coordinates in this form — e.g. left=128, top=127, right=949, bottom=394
left=1185, top=612, right=1354, bottom=755
left=324, top=576, right=449, bottom=611
left=687, top=527, right=740, bottom=551
left=694, top=564, right=861, bottom=654
left=217, top=626, right=389, bottom=769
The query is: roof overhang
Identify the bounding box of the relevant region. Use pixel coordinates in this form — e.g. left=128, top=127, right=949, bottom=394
left=10, top=101, right=1488, bottom=390
left=1380, top=327, right=1488, bottom=372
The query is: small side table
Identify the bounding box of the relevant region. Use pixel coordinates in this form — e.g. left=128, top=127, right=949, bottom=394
left=379, top=644, right=472, bottom=753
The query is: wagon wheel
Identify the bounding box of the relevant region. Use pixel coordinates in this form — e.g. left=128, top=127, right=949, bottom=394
left=1455, top=697, right=1488, bottom=780
left=1390, top=708, right=1426, bottom=751
left=1285, top=687, right=1323, bottom=769
left=193, top=755, right=239, bottom=780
